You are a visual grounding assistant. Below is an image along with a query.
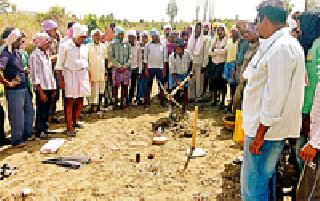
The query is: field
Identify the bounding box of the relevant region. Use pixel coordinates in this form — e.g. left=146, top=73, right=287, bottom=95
left=0, top=101, right=243, bottom=200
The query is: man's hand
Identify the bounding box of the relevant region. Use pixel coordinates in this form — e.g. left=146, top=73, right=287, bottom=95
left=249, top=124, right=268, bottom=155
left=231, top=68, right=236, bottom=80
left=39, top=90, right=48, bottom=102
left=52, top=90, right=57, bottom=99
left=144, top=68, right=149, bottom=79
left=302, top=114, right=310, bottom=138
left=59, top=79, right=65, bottom=90
left=24, top=67, right=30, bottom=74
left=300, top=144, right=318, bottom=162
left=162, top=68, right=166, bottom=78
left=6, top=80, right=19, bottom=88
left=51, top=55, right=57, bottom=65
left=88, top=71, right=92, bottom=83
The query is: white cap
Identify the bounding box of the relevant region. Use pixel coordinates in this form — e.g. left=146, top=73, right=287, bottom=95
left=164, top=24, right=172, bottom=30
left=141, top=30, right=149, bottom=36
left=72, top=23, right=88, bottom=38
left=218, top=23, right=226, bottom=29
left=127, top=30, right=136, bottom=36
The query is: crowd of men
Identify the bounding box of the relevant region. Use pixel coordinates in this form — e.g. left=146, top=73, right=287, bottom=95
left=0, top=17, right=254, bottom=142
left=0, top=0, right=319, bottom=200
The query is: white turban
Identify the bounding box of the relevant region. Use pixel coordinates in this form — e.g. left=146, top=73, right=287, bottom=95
left=4, top=28, right=21, bottom=53
left=141, top=30, right=149, bottom=36
left=90, top=29, right=101, bottom=37
left=164, top=24, right=172, bottom=30
left=217, top=23, right=226, bottom=29
left=72, top=23, right=88, bottom=38
left=33, top=32, right=51, bottom=47
left=127, top=30, right=136, bottom=36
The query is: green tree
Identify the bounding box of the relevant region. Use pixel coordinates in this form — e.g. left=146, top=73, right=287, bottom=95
left=83, top=14, right=98, bottom=32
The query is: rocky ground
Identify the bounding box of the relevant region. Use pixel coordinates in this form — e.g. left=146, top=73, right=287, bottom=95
left=0, top=101, right=243, bottom=200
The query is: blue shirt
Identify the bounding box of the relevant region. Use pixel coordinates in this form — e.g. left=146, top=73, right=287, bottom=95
left=0, top=47, right=27, bottom=90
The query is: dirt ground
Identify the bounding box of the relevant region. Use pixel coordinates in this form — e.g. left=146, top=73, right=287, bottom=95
left=0, top=101, right=243, bottom=200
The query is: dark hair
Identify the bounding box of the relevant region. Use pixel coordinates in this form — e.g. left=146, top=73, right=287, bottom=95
left=195, top=22, right=202, bottom=29
left=258, top=6, right=288, bottom=25
left=67, top=22, right=75, bottom=29
left=1, top=27, right=15, bottom=39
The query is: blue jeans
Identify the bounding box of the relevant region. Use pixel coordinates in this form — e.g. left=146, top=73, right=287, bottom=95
left=148, top=68, right=163, bottom=85
left=241, top=135, right=285, bottom=201
left=223, top=62, right=236, bottom=83
left=6, top=89, right=34, bottom=145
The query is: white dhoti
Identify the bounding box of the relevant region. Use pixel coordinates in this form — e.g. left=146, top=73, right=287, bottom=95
left=189, top=63, right=203, bottom=100
left=63, top=68, right=91, bottom=98
left=89, top=81, right=105, bottom=104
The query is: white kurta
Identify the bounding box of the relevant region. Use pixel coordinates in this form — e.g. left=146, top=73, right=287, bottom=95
left=88, top=43, right=108, bottom=82
left=56, top=39, right=91, bottom=98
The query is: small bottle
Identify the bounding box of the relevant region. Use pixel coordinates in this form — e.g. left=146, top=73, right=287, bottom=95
left=136, top=154, right=140, bottom=163
left=156, top=127, right=162, bottom=137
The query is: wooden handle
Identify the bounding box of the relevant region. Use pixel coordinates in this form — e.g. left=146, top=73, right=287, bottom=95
left=192, top=106, right=198, bottom=149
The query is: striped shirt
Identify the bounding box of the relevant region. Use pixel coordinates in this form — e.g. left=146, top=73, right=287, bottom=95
left=310, top=82, right=320, bottom=149
left=29, top=48, right=56, bottom=90
left=108, top=42, right=131, bottom=68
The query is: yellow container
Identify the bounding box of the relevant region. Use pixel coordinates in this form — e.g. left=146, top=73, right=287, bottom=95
left=233, top=110, right=244, bottom=143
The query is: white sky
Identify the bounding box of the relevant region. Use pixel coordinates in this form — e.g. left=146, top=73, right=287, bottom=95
left=11, top=0, right=305, bottom=22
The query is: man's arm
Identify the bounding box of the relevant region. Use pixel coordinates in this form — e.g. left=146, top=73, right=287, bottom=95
left=0, top=53, right=18, bottom=87
left=55, top=43, right=66, bottom=89
left=124, top=45, right=132, bottom=68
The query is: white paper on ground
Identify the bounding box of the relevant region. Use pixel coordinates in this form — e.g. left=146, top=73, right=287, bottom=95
left=40, top=139, right=65, bottom=154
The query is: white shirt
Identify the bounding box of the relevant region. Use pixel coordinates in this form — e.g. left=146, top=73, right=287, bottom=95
left=144, top=42, right=167, bottom=69
left=242, top=28, right=305, bottom=140
left=169, top=51, right=191, bottom=75
left=56, top=39, right=89, bottom=71
left=130, top=44, right=140, bottom=70
left=29, top=48, right=56, bottom=90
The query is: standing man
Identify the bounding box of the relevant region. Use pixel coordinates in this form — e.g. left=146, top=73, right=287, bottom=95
left=0, top=28, right=33, bottom=147
left=128, top=30, right=140, bottom=105
left=202, top=22, right=213, bottom=99
left=223, top=27, right=239, bottom=113
left=296, top=36, right=320, bottom=172
left=20, top=33, right=34, bottom=141
left=144, top=29, right=167, bottom=107
left=29, top=33, right=56, bottom=139
left=241, top=1, right=305, bottom=200
left=43, top=20, right=60, bottom=123
left=165, top=33, right=175, bottom=91
left=88, top=29, right=108, bottom=113
left=233, top=23, right=259, bottom=112
left=137, top=30, right=149, bottom=105
left=108, top=27, right=131, bottom=109
left=233, top=21, right=250, bottom=112
left=210, top=23, right=228, bottom=109
left=188, top=22, right=207, bottom=102
left=56, top=23, right=90, bottom=136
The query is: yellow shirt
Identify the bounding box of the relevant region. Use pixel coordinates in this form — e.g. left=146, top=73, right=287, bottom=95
left=226, top=39, right=238, bottom=63
left=88, top=43, right=108, bottom=81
